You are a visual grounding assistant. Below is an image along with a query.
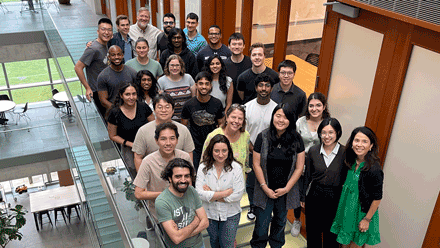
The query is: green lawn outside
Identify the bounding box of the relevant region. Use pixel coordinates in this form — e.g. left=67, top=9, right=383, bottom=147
left=0, top=57, right=83, bottom=104
left=2, top=0, right=20, bottom=3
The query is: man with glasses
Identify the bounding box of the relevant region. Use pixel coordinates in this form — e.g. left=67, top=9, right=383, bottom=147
left=196, top=25, right=232, bottom=71
left=129, top=7, right=162, bottom=60
left=157, top=13, right=176, bottom=55
left=132, top=94, right=195, bottom=171
left=183, top=13, right=207, bottom=56
left=74, top=18, right=112, bottom=118
left=271, top=60, right=307, bottom=118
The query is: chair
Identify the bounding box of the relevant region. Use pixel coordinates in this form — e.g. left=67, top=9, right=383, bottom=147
left=13, top=102, right=31, bottom=125
left=0, top=118, right=8, bottom=126
left=50, top=99, right=66, bottom=118
left=305, top=53, right=319, bottom=67
left=0, top=0, right=11, bottom=14
left=20, top=0, right=36, bottom=14
left=38, top=210, right=53, bottom=229
left=66, top=204, right=81, bottom=223
left=0, top=94, right=9, bottom=100
left=52, top=88, right=59, bottom=96
left=54, top=207, right=67, bottom=225
left=45, top=0, right=60, bottom=12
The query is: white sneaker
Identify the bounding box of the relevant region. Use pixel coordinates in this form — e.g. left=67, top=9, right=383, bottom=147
left=247, top=206, right=256, bottom=221
left=291, top=220, right=301, bottom=237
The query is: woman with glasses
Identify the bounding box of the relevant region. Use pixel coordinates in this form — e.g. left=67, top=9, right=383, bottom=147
left=107, top=82, right=154, bottom=178
left=302, top=118, right=346, bottom=248
left=250, top=103, right=305, bottom=248
left=203, top=55, right=233, bottom=110
left=158, top=54, right=195, bottom=122
left=135, top=70, right=159, bottom=113
left=202, top=104, right=250, bottom=175
left=196, top=134, right=245, bottom=248
left=331, top=126, right=383, bottom=247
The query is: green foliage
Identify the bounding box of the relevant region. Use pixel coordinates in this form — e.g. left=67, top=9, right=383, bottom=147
left=122, top=179, right=143, bottom=211
left=0, top=205, right=27, bottom=248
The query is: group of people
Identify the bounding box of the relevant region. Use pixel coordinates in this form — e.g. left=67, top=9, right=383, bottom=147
left=74, top=8, right=384, bottom=248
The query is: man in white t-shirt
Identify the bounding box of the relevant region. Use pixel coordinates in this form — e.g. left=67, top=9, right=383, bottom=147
left=244, top=73, right=277, bottom=221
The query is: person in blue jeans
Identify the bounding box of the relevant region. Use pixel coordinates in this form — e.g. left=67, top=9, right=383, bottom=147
left=196, top=134, right=245, bottom=248
left=251, top=103, right=305, bottom=248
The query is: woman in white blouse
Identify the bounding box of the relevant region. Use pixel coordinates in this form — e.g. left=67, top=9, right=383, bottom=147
left=196, top=134, right=245, bottom=248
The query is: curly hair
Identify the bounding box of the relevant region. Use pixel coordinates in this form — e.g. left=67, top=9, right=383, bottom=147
left=161, top=158, right=195, bottom=182
left=201, top=134, right=238, bottom=174
left=203, top=55, right=228, bottom=94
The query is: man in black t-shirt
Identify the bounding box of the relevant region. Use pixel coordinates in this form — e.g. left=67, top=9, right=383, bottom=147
left=157, top=13, right=176, bottom=55
left=181, top=71, right=224, bottom=169
left=224, top=33, right=252, bottom=104
left=237, top=43, right=279, bottom=104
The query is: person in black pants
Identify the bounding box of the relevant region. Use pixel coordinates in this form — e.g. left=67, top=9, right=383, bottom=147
left=301, top=118, right=347, bottom=248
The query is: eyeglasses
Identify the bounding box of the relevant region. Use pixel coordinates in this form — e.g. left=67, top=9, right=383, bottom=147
left=164, top=21, right=174, bottom=25
left=321, top=131, right=335, bottom=137
left=208, top=33, right=221, bottom=36
left=156, top=105, right=172, bottom=111
left=169, top=64, right=181, bottom=68
left=279, top=71, right=294, bottom=76
left=99, top=28, right=113, bottom=33
left=230, top=103, right=246, bottom=110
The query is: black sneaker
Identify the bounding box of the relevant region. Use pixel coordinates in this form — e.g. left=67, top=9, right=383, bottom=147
left=247, top=206, right=256, bottom=221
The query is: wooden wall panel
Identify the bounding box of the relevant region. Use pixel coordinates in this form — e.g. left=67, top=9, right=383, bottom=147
left=179, top=0, right=185, bottom=29
left=201, top=0, right=216, bottom=39
left=240, top=0, right=254, bottom=56
left=115, top=0, right=128, bottom=16
left=151, top=0, right=158, bottom=27
left=272, top=0, right=291, bottom=70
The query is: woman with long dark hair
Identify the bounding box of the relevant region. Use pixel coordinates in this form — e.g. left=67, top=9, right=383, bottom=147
left=250, top=103, right=305, bottom=248
left=203, top=55, right=233, bottom=110
left=331, top=126, right=383, bottom=247
left=107, top=82, right=154, bottom=177
left=196, top=134, right=245, bottom=248
left=135, top=70, right=159, bottom=112
left=302, top=118, right=347, bottom=248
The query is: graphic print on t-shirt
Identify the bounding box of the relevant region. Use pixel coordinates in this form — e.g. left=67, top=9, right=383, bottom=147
left=164, top=86, right=192, bottom=120
left=192, top=110, right=216, bottom=126
left=173, top=206, right=196, bottom=229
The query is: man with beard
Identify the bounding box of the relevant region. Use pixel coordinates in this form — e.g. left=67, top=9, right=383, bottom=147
left=125, top=38, right=163, bottom=78
left=183, top=13, right=207, bottom=56
left=157, top=13, right=176, bottom=55
left=159, top=28, right=198, bottom=79
left=181, top=71, right=224, bottom=169
left=237, top=43, right=279, bottom=104
left=196, top=25, right=232, bottom=71
left=97, top=45, right=137, bottom=114
left=134, top=123, right=193, bottom=220
left=129, top=7, right=162, bottom=59
left=155, top=158, right=208, bottom=248
left=108, top=15, right=134, bottom=63
left=75, top=18, right=112, bottom=118
left=244, top=74, right=277, bottom=221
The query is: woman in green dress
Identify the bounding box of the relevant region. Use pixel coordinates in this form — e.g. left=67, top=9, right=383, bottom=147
left=331, top=126, right=384, bottom=247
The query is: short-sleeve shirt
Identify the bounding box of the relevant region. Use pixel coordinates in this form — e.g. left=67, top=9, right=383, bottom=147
left=133, top=149, right=192, bottom=218
left=155, top=186, right=203, bottom=248
left=237, top=67, right=279, bottom=104
left=97, top=66, right=137, bottom=104
left=132, top=120, right=195, bottom=157
left=210, top=77, right=231, bottom=108
left=129, top=24, right=162, bottom=60
left=107, top=101, right=153, bottom=142
left=224, top=56, right=252, bottom=104
left=156, top=32, right=168, bottom=54
left=244, top=99, right=278, bottom=144
left=253, top=131, right=305, bottom=190
left=125, top=58, right=163, bottom=78
left=78, top=40, right=108, bottom=92
left=271, top=83, right=307, bottom=118
left=158, top=74, right=195, bottom=122
left=181, top=97, right=224, bottom=152
left=196, top=44, right=232, bottom=71
left=183, top=28, right=208, bottom=56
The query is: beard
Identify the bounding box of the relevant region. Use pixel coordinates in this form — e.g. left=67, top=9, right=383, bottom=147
left=172, top=181, right=189, bottom=193
left=110, top=60, right=122, bottom=66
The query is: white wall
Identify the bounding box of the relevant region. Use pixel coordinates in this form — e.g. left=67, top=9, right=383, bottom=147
left=327, top=20, right=383, bottom=143
left=378, top=45, right=440, bottom=248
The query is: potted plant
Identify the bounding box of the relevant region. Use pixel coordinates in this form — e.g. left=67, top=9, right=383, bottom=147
left=0, top=205, right=27, bottom=248
left=122, top=178, right=142, bottom=211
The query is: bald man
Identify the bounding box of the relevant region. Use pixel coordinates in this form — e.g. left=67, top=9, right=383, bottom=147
left=129, top=7, right=162, bottom=60
left=97, top=45, right=137, bottom=113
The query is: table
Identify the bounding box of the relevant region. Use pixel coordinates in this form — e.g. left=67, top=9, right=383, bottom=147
left=0, top=100, right=15, bottom=123
left=53, top=92, right=72, bottom=116
left=30, top=184, right=86, bottom=231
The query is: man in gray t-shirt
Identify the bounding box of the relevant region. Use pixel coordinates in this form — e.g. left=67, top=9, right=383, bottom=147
left=74, top=18, right=113, bottom=118
left=97, top=45, right=137, bottom=113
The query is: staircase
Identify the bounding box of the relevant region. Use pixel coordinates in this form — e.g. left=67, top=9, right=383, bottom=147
left=71, top=145, right=124, bottom=248
left=59, top=27, right=102, bottom=64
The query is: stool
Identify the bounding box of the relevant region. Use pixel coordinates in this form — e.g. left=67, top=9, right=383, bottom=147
left=66, top=204, right=81, bottom=223
left=54, top=207, right=67, bottom=225
left=38, top=210, right=53, bottom=229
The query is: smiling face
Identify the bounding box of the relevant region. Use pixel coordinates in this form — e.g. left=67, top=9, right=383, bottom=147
left=208, top=27, right=221, bottom=45
left=117, top=19, right=130, bottom=36
left=279, top=66, right=295, bottom=87
left=135, top=41, right=149, bottom=59
left=308, top=99, right=325, bottom=119
left=209, top=58, right=222, bottom=75
left=168, top=58, right=182, bottom=76
left=171, top=33, right=183, bottom=49
left=186, top=18, right=198, bottom=32
left=273, top=109, right=290, bottom=133
left=226, top=109, right=244, bottom=132
left=255, top=81, right=272, bottom=100
left=170, top=167, right=191, bottom=193
left=108, top=46, right=124, bottom=66
left=229, top=39, right=245, bottom=56
left=156, top=128, right=178, bottom=156
left=120, top=86, right=137, bottom=106
left=212, top=142, right=228, bottom=164
left=250, top=47, right=265, bottom=68
left=155, top=99, right=174, bottom=122
left=196, top=78, right=212, bottom=96
left=137, top=10, right=150, bottom=29
left=97, top=23, right=113, bottom=43
left=140, top=74, right=152, bottom=91
left=321, top=124, right=337, bottom=147
left=352, top=132, right=373, bottom=161
left=163, top=17, right=175, bottom=34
